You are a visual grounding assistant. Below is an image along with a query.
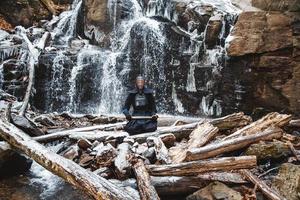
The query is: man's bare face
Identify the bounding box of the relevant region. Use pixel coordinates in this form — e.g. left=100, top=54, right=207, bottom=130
left=136, top=79, right=145, bottom=90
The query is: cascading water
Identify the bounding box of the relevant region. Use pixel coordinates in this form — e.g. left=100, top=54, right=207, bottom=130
left=0, top=0, right=241, bottom=117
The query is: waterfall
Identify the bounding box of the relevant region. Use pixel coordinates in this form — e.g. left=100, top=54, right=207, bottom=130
left=0, top=0, right=241, bottom=117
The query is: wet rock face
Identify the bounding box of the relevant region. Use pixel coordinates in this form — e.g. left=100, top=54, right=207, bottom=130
left=227, top=12, right=293, bottom=56
left=252, top=0, right=300, bottom=11
left=0, top=142, right=32, bottom=178
left=272, top=163, right=300, bottom=200
left=0, top=0, right=71, bottom=29
left=224, top=10, right=300, bottom=116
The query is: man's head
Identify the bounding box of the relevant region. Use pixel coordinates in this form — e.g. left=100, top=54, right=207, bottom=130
left=136, top=75, right=145, bottom=90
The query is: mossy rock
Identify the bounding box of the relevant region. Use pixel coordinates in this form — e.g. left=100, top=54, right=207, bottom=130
left=245, top=140, right=291, bottom=161
left=272, top=163, right=300, bottom=200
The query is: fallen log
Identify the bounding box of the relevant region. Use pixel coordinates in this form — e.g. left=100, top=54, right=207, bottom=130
left=147, top=156, right=256, bottom=176
left=223, top=112, right=291, bottom=140
left=33, top=122, right=126, bottom=142
left=114, top=143, right=132, bottom=179
left=240, top=169, right=286, bottom=200
left=69, top=131, right=129, bottom=141
left=289, top=119, right=300, bottom=128
left=210, top=112, right=252, bottom=130
left=133, top=159, right=160, bottom=200
left=185, top=127, right=283, bottom=161
left=152, top=171, right=247, bottom=195
left=147, top=136, right=171, bottom=164
left=0, top=118, right=138, bottom=200
left=128, top=121, right=203, bottom=143
left=129, top=112, right=253, bottom=143
left=170, top=123, right=219, bottom=163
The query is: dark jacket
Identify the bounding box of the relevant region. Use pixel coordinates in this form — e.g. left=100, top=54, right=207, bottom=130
left=122, top=87, right=157, bottom=116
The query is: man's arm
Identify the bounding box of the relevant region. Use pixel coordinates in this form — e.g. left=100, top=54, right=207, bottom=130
left=122, top=93, right=132, bottom=116
left=148, top=93, right=157, bottom=116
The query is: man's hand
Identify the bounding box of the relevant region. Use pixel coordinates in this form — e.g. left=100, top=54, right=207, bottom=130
left=126, top=115, right=132, bottom=121
left=151, top=114, right=158, bottom=120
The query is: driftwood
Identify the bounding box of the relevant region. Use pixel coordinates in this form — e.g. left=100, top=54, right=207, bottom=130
left=129, top=112, right=253, bottom=143
left=289, top=119, right=300, bottom=128
left=0, top=118, right=138, bottom=200
left=33, top=122, right=126, bottom=142
left=223, top=112, right=291, bottom=140
left=240, top=169, right=286, bottom=200
left=16, top=28, right=50, bottom=116
left=210, top=112, right=252, bottom=130
left=133, top=159, right=160, bottom=200
left=170, top=123, right=219, bottom=163
left=185, top=127, right=283, bottom=161
left=147, top=156, right=256, bottom=176
left=147, top=136, right=171, bottom=164
left=69, top=131, right=129, bottom=141
left=114, top=143, right=132, bottom=179
left=151, top=172, right=246, bottom=195
left=111, top=171, right=247, bottom=196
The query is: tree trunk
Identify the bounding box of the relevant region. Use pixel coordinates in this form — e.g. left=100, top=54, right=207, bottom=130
left=133, top=159, right=160, bottom=200
left=147, top=156, right=256, bottom=176
left=185, top=127, right=283, bottom=161
left=0, top=118, right=138, bottom=200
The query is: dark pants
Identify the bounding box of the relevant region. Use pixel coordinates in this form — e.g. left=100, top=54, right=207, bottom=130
left=124, top=119, right=157, bottom=135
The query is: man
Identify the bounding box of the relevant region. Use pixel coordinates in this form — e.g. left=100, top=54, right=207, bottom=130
left=122, top=75, right=158, bottom=135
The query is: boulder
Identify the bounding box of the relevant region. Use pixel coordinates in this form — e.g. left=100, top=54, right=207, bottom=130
left=11, top=114, right=45, bottom=137
left=186, top=181, right=243, bottom=200
left=272, top=163, right=300, bottom=200
left=245, top=140, right=291, bottom=161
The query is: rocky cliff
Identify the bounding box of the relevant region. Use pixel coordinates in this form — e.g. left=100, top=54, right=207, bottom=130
left=225, top=0, right=300, bottom=117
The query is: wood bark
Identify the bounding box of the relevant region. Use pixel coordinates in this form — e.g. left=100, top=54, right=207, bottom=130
left=223, top=112, right=291, bottom=140
left=240, top=169, right=286, bottom=200
left=33, top=122, right=126, bottom=142
left=114, top=143, right=132, bottom=179
left=0, top=118, right=138, bottom=200
left=185, top=127, right=283, bottom=161
left=170, top=123, right=219, bottom=163
left=110, top=171, right=246, bottom=196
left=151, top=172, right=246, bottom=195
left=289, top=119, right=300, bottom=128
left=133, top=159, right=160, bottom=200
left=210, top=112, right=252, bottom=130
left=147, top=156, right=256, bottom=176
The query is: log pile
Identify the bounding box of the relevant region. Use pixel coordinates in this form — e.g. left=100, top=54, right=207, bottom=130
left=0, top=102, right=299, bottom=200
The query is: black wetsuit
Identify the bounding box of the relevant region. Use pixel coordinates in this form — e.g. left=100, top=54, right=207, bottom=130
left=122, top=87, right=157, bottom=135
